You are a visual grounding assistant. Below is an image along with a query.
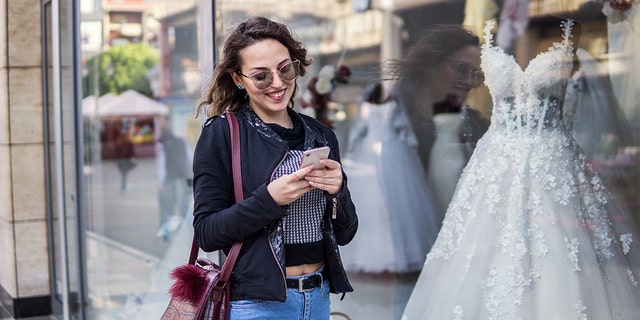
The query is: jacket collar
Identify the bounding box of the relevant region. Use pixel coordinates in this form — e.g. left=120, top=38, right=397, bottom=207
left=238, top=106, right=325, bottom=150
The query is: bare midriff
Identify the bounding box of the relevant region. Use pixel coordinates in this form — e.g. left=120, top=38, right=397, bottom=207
left=286, top=261, right=324, bottom=277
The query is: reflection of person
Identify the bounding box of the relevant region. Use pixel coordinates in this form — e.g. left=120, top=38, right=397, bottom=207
left=156, top=116, right=192, bottom=241
left=114, top=128, right=136, bottom=193
left=340, top=82, right=441, bottom=274
left=387, top=24, right=489, bottom=214
left=602, top=0, right=640, bottom=115
left=563, top=48, right=635, bottom=160
left=402, top=20, right=640, bottom=319
left=191, top=16, right=358, bottom=319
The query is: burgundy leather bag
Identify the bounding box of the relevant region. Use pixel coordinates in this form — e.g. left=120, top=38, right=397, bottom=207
left=161, top=112, right=243, bottom=320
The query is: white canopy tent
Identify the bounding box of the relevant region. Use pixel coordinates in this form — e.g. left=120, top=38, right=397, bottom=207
left=82, top=90, right=169, bottom=119
left=83, top=90, right=170, bottom=159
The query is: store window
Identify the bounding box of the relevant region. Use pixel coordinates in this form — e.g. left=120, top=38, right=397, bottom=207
left=76, top=0, right=639, bottom=319
left=78, top=0, right=210, bottom=318
left=209, top=1, right=639, bottom=319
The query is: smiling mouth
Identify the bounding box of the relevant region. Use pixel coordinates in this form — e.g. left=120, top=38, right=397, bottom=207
left=267, top=88, right=286, bottom=99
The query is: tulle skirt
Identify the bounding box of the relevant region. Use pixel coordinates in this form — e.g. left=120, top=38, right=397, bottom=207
left=402, top=127, right=640, bottom=319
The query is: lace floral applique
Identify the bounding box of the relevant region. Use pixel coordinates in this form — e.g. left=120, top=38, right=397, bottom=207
left=483, top=263, right=541, bottom=318
left=528, top=223, right=548, bottom=257
left=453, top=305, right=464, bottom=320
left=628, top=269, right=639, bottom=287
left=565, top=237, right=581, bottom=271
left=620, top=233, right=633, bottom=255
left=575, top=301, right=587, bottom=320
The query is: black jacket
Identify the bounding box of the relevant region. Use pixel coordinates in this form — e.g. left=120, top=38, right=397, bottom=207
left=192, top=106, right=358, bottom=301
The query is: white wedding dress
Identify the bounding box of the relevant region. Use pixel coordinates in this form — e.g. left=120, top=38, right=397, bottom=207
left=341, top=100, right=442, bottom=274
left=402, top=20, right=640, bottom=319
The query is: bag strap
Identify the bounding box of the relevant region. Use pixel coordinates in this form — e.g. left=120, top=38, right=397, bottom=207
left=227, top=111, right=243, bottom=202
left=188, top=111, right=244, bottom=280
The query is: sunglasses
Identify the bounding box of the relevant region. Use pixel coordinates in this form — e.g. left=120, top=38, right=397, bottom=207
left=238, top=60, right=300, bottom=90
left=444, top=59, right=485, bottom=87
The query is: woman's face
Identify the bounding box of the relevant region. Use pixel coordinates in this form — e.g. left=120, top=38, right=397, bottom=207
left=232, top=38, right=296, bottom=123
left=430, top=44, right=481, bottom=106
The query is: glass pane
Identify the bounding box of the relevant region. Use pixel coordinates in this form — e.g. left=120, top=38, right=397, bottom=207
left=209, top=1, right=640, bottom=319
left=67, top=0, right=640, bottom=319
left=79, top=1, right=208, bottom=318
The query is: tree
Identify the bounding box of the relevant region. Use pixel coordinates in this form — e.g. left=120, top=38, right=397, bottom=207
left=83, top=43, right=159, bottom=97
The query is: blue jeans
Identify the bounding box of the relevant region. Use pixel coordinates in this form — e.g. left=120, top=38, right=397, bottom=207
left=229, top=269, right=331, bottom=320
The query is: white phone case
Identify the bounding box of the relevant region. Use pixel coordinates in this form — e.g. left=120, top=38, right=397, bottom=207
left=299, top=146, right=330, bottom=169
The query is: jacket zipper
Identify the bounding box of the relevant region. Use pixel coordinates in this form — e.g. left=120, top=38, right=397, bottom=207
left=271, top=149, right=290, bottom=231
left=332, top=196, right=338, bottom=219
left=268, top=149, right=289, bottom=296
left=266, top=231, right=288, bottom=296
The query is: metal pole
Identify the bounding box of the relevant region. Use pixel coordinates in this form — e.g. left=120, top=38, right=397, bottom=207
left=52, top=0, right=71, bottom=319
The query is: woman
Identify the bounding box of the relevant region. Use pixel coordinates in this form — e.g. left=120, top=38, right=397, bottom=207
left=387, top=25, right=490, bottom=218
left=191, top=16, right=358, bottom=320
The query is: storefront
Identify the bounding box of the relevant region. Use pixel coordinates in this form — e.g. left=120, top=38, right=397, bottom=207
left=1, top=0, right=638, bottom=319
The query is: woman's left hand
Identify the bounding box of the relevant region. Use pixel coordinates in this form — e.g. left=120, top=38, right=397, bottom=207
left=303, top=159, right=343, bottom=195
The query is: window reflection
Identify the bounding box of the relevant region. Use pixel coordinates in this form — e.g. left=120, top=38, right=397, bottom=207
left=76, top=0, right=639, bottom=319
left=80, top=1, right=204, bottom=318
left=213, top=1, right=639, bottom=319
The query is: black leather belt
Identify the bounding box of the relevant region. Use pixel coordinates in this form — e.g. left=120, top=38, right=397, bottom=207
left=286, top=274, right=322, bottom=292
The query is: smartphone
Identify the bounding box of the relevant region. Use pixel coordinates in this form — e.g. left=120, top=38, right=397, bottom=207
left=299, top=146, right=330, bottom=169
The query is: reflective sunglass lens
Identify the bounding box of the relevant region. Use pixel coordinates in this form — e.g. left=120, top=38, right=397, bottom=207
left=254, top=73, right=272, bottom=89
left=280, top=61, right=299, bottom=81
left=242, top=60, right=299, bottom=90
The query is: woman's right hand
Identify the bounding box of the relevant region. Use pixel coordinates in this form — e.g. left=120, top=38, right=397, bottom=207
left=267, top=165, right=316, bottom=205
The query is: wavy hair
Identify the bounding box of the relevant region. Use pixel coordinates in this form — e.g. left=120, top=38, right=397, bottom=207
left=196, top=16, right=313, bottom=118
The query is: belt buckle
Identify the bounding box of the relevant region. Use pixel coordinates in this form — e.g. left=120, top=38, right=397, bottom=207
left=298, top=276, right=310, bottom=292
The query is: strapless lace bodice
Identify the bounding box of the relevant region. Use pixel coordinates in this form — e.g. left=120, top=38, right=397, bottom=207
left=482, top=20, right=574, bottom=132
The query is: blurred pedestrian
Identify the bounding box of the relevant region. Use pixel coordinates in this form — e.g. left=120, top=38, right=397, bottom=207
left=156, top=116, right=192, bottom=241
left=114, top=127, right=136, bottom=193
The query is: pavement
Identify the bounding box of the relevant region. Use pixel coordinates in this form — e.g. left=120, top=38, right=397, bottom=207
left=82, top=157, right=417, bottom=320
left=3, top=120, right=419, bottom=320
left=80, top=201, right=418, bottom=320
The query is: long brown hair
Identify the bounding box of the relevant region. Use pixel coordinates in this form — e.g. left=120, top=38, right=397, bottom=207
left=196, top=16, right=313, bottom=118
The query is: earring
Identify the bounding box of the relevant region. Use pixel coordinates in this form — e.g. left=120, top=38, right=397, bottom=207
left=237, top=84, right=243, bottom=90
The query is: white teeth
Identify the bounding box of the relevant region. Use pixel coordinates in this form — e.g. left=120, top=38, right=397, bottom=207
left=268, top=89, right=285, bottom=99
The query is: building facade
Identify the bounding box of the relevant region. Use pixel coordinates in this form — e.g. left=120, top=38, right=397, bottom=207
left=1, top=0, right=639, bottom=319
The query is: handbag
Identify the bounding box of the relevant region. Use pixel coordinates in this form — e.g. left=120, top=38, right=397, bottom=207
left=161, top=111, right=243, bottom=320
